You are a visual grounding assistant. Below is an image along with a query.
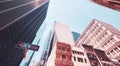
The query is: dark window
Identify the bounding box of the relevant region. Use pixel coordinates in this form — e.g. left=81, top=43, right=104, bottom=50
left=118, top=59, right=120, bottom=63
left=62, top=55, right=66, bottom=59
left=118, top=45, right=120, bottom=48
left=74, top=57, right=76, bottom=61
left=84, top=58, right=87, bottom=63
left=72, top=51, right=75, bottom=54
left=79, top=52, right=84, bottom=56
left=72, top=50, right=84, bottom=56
left=77, top=57, right=83, bottom=62
left=62, top=47, right=65, bottom=51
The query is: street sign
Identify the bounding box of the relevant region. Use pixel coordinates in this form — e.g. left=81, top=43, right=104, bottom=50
left=15, top=42, right=39, bottom=51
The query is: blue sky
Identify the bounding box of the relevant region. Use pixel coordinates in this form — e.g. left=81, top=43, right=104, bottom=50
left=45, top=0, right=120, bottom=34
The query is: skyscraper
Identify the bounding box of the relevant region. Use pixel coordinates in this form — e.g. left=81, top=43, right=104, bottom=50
left=0, top=0, right=49, bottom=66
left=47, top=22, right=75, bottom=66
left=75, top=19, right=120, bottom=63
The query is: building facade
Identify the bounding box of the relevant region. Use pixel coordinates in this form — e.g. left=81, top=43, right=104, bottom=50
left=47, top=22, right=75, bottom=66
left=55, top=42, right=73, bottom=66
left=94, top=49, right=115, bottom=66
left=75, top=19, right=120, bottom=63
left=90, top=0, right=120, bottom=12
left=82, top=44, right=102, bottom=66
left=72, top=46, right=91, bottom=66
left=0, top=0, right=49, bottom=66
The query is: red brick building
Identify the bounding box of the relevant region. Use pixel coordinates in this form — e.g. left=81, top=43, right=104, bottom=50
left=91, top=0, right=120, bottom=12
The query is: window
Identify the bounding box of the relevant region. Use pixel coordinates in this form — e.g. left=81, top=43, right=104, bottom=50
left=105, top=32, right=108, bottom=35
left=107, top=52, right=110, bottom=55
left=72, top=51, right=75, bottom=54
left=114, top=47, right=119, bottom=53
left=107, top=40, right=112, bottom=46
left=118, top=59, right=120, bottom=63
left=79, top=52, right=84, bottom=56
left=104, top=42, right=107, bottom=46
left=67, top=48, right=70, bottom=52
left=77, top=57, right=83, bottom=62
left=84, top=58, right=87, bottom=63
left=111, top=38, right=115, bottom=42
left=62, top=47, right=65, bottom=51
left=73, top=50, right=84, bottom=55
left=118, top=45, right=120, bottom=48
left=62, top=55, right=66, bottom=59
left=102, top=45, right=105, bottom=49
left=74, top=57, right=76, bottom=61
left=107, top=52, right=112, bottom=57
left=110, top=50, right=115, bottom=55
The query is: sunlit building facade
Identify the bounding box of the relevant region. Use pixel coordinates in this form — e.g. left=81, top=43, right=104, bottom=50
left=75, top=19, right=120, bottom=63
left=47, top=22, right=74, bottom=66
left=72, top=46, right=91, bottom=66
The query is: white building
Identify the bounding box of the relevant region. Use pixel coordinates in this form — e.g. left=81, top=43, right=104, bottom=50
left=72, top=46, right=91, bottom=66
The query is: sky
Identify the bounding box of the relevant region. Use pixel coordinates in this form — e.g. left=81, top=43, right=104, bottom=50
left=45, top=0, right=120, bottom=34
left=21, top=0, right=120, bottom=65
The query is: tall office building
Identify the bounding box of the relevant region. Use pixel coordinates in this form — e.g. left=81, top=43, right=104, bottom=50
left=90, top=0, right=120, bottom=12
left=0, top=0, right=49, bottom=66
left=47, top=22, right=75, bottom=66
left=75, top=19, right=120, bottom=62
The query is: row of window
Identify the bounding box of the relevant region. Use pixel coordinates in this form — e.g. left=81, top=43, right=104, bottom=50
left=84, top=24, right=103, bottom=45
left=97, top=31, right=109, bottom=43
left=73, top=57, right=87, bottom=63
left=56, top=54, right=72, bottom=60
left=107, top=45, right=120, bottom=58
left=72, top=50, right=84, bottom=56
left=80, top=23, right=99, bottom=44
left=103, top=63, right=114, bottom=66
left=102, top=37, right=116, bottom=50
left=57, top=46, right=71, bottom=52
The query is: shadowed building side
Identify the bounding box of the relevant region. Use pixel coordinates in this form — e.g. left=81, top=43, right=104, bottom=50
left=0, top=0, right=49, bottom=66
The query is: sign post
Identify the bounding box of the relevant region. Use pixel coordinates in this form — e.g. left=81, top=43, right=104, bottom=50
left=15, top=42, right=40, bottom=51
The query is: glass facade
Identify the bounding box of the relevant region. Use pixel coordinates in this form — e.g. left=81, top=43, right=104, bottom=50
left=0, top=1, right=49, bottom=66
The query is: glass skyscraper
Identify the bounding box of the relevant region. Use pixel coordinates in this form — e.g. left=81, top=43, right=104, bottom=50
left=0, top=0, right=49, bottom=66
